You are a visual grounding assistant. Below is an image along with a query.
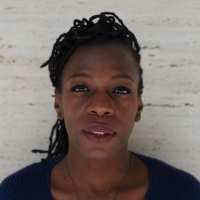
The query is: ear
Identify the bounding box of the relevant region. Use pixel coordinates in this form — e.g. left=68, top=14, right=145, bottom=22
left=54, top=89, right=63, bottom=120
left=135, top=95, right=143, bottom=121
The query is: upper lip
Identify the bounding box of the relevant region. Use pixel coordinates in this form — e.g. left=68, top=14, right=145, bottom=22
left=83, top=123, right=116, bottom=135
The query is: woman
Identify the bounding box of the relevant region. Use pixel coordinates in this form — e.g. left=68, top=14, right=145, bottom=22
left=1, top=12, right=200, bottom=200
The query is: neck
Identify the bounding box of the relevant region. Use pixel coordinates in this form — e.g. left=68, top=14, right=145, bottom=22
left=65, top=146, right=131, bottom=192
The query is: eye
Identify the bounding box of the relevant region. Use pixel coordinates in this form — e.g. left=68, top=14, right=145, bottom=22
left=70, top=85, right=90, bottom=92
left=112, top=86, right=132, bottom=94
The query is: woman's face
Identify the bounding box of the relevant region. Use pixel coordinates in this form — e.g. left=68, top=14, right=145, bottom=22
left=55, top=43, right=143, bottom=160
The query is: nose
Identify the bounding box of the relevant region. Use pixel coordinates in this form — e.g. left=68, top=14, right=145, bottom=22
left=87, top=92, right=114, bottom=117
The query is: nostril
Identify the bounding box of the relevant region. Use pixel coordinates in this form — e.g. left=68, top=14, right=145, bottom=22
left=88, top=108, right=113, bottom=116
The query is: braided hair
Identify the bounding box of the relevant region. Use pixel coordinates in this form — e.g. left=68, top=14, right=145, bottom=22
left=32, top=12, right=144, bottom=160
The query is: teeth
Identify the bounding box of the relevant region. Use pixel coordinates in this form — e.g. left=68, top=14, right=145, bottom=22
left=91, top=131, right=105, bottom=135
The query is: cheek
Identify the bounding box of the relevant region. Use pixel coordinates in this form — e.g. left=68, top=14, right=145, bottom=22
left=117, top=95, right=138, bottom=111
left=61, top=92, right=87, bottom=121
left=116, top=98, right=138, bottom=123
left=127, top=103, right=131, bottom=108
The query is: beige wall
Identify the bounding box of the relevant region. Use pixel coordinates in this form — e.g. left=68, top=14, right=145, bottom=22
left=0, top=0, right=200, bottom=181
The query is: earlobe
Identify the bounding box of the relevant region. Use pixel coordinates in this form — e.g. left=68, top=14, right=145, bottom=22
left=54, top=89, right=63, bottom=120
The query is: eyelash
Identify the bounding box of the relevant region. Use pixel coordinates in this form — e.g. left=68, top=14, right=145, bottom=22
left=70, top=85, right=90, bottom=92
left=112, top=86, right=132, bottom=94
left=70, top=85, right=132, bottom=94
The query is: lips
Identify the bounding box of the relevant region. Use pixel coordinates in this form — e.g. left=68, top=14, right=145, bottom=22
left=83, top=123, right=116, bottom=143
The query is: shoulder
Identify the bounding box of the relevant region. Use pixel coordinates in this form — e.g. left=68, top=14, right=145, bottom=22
left=134, top=153, right=200, bottom=200
left=0, top=155, right=64, bottom=200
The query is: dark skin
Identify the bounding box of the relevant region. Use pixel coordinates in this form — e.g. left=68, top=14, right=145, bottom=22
left=50, top=43, right=149, bottom=199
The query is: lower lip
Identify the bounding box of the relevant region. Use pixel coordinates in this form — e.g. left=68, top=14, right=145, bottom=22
left=83, top=131, right=115, bottom=143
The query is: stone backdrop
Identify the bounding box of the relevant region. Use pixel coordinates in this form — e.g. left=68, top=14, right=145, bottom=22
left=0, top=0, right=200, bottom=181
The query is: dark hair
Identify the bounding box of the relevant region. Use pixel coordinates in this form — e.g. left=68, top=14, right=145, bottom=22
left=32, top=12, right=144, bottom=160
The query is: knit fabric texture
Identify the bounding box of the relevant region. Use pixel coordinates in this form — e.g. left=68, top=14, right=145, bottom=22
left=1, top=153, right=200, bottom=200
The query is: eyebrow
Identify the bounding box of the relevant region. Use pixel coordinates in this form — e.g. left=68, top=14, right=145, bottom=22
left=110, top=74, right=135, bottom=82
left=68, top=73, right=135, bottom=82
left=67, top=73, right=93, bottom=81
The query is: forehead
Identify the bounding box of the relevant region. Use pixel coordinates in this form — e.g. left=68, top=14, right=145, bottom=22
left=62, top=43, right=139, bottom=80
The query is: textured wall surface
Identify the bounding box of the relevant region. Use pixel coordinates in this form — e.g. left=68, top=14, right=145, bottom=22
left=0, top=0, right=200, bottom=181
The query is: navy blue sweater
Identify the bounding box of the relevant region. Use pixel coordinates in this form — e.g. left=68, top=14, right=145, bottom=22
left=1, top=153, right=200, bottom=199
